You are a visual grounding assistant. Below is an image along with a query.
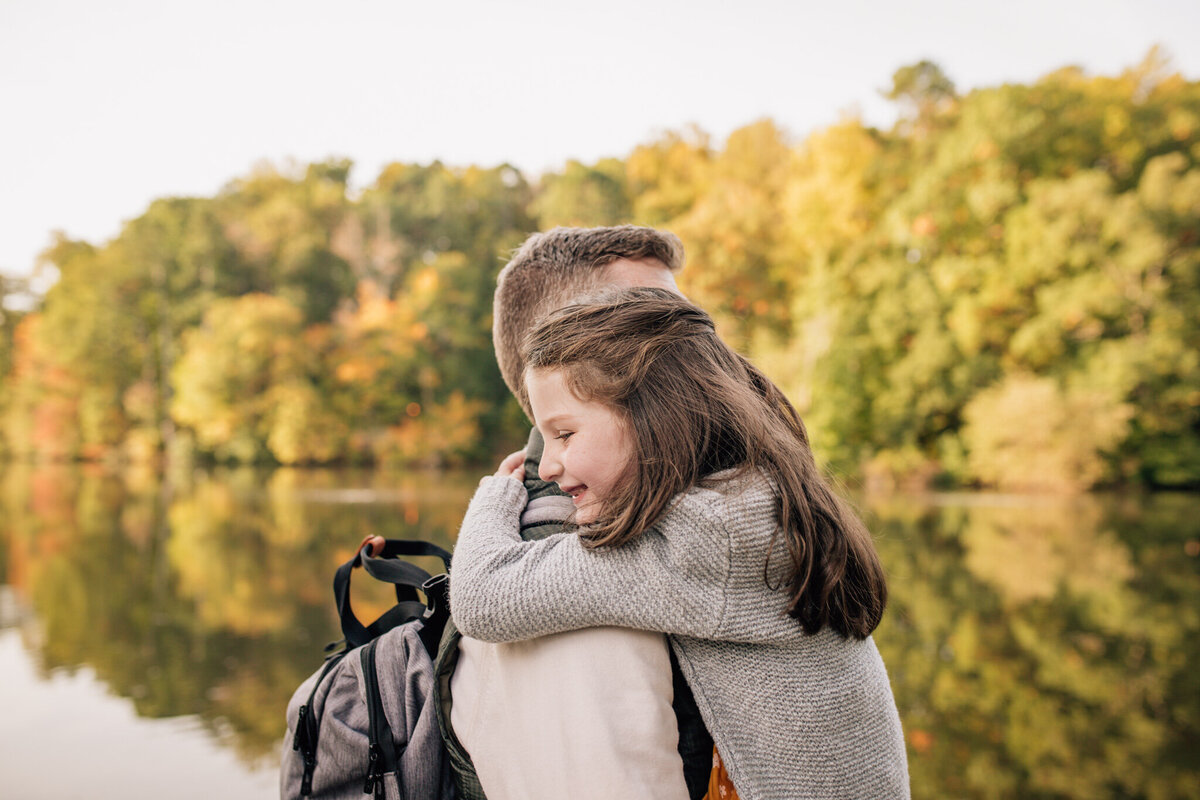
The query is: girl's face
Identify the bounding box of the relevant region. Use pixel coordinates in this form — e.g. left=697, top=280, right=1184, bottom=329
left=526, top=368, right=632, bottom=525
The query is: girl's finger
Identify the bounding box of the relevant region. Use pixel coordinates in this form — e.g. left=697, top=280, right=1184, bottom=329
left=357, top=534, right=385, bottom=557
left=495, top=449, right=526, bottom=479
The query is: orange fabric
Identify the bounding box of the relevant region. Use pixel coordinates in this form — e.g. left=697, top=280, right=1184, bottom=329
left=703, top=746, right=741, bottom=800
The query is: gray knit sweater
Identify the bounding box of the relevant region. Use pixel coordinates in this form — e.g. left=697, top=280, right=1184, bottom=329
left=450, top=473, right=910, bottom=800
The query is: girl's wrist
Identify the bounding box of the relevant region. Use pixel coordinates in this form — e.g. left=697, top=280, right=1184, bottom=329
left=476, top=473, right=528, bottom=503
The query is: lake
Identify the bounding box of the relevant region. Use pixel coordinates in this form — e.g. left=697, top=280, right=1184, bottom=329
left=1, top=463, right=1197, bottom=799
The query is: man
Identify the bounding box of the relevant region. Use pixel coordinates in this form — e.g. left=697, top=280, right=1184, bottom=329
left=436, top=226, right=713, bottom=799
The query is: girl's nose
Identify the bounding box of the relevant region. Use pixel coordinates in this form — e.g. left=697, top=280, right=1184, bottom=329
left=538, top=455, right=560, bottom=483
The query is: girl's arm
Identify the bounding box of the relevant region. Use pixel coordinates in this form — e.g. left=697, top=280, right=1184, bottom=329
left=449, top=476, right=731, bottom=643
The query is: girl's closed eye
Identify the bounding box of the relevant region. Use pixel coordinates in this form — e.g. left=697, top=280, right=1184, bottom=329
left=554, top=431, right=574, bottom=442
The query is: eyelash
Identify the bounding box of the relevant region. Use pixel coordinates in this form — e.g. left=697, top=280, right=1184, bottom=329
left=554, top=432, right=574, bottom=442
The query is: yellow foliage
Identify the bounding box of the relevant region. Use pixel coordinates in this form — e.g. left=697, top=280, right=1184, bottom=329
left=266, top=381, right=348, bottom=465
left=335, top=358, right=381, bottom=384
left=781, top=118, right=881, bottom=256
left=962, top=374, right=1132, bottom=491
left=372, top=391, right=485, bottom=467
left=413, top=267, right=440, bottom=295
left=351, top=281, right=396, bottom=331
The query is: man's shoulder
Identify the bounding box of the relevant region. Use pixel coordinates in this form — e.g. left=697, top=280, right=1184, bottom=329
left=677, top=470, right=775, bottom=517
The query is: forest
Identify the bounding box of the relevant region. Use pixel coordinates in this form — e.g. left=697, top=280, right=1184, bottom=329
left=1, top=52, right=1197, bottom=491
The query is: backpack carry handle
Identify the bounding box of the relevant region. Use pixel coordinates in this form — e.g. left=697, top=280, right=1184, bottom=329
left=332, top=539, right=453, bottom=652
left=362, top=539, right=451, bottom=583
left=362, top=539, right=452, bottom=612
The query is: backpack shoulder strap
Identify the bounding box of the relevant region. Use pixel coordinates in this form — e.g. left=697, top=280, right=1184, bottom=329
left=433, top=617, right=489, bottom=800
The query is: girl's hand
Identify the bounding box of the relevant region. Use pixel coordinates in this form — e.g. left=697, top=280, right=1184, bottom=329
left=494, top=449, right=525, bottom=481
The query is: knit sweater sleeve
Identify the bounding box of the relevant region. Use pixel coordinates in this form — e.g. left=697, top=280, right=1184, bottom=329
left=449, top=476, right=731, bottom=643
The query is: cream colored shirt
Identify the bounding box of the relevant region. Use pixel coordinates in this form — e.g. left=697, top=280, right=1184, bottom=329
left=450, top=627, right=690, bottom=800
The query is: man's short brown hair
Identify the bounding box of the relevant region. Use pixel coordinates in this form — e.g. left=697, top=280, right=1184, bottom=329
left=493, top=225, right=684, bottom=411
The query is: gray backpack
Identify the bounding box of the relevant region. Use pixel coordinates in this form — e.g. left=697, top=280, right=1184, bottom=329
left=281, top=540, right=458, bottom=800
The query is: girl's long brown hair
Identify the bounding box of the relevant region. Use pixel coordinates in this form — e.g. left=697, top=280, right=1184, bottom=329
left=522, top=287, right=887, bottom=639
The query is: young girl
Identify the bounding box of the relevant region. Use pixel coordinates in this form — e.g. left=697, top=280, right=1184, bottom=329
left=450, top=287, right=910, bottom=799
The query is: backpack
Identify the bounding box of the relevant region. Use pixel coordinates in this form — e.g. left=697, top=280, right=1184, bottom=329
left=281, top=539, right=458, bottom=800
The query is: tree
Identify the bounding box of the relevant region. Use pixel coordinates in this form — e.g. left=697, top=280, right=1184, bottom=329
left=170, top=294, right=319, bottom=464
left=216, top=160, right=356, bottom=323
left=626, top=125, right=713, bottom=225
left=885, top=60, right=957, bottom=133
left=533, top=158, right=631, bottom=228
left=671, top=119, right=794, bottom=348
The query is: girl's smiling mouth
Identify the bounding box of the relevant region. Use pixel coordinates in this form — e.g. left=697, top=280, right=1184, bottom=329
left=559, top=484, right=587, bottom=503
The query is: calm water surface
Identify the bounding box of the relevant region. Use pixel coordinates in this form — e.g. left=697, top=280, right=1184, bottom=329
left=1, top=464, right=1197, bottom=799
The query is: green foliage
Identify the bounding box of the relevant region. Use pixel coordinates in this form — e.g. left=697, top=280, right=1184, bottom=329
left=533, top=158, right=631, bottom=228
left=885, top=59, right=958, bottom=131
left=217, top=160, right=356, bottom=323
left=2, top=51, right=1197, bottom=485
left=752, top=51, right=1200, bottom=489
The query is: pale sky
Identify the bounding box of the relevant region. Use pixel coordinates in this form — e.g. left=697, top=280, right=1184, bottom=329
left=2, top=0, right=1197, bottom=281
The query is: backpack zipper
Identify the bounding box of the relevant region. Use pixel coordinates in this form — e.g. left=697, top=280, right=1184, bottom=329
left=360, top=638, right=399, bottom=798
left=293, top=652, right=347, bottom=796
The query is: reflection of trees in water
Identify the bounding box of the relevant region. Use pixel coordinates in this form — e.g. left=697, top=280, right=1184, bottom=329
left=0, top=464, right=473, bottom=765
left=4, top=465, right=1198, bottom=793
left=867, top=492, right=1200, bottom=799
left=960, top=499, right=1134, bottom=604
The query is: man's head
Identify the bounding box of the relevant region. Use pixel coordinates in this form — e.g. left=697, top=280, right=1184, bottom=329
left=493, top=225, right=684, bottom=413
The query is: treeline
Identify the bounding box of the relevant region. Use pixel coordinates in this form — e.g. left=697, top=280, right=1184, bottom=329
left=2, top=161, right=534, bottom=468
left=1, top=51, right=1197, bottom=490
